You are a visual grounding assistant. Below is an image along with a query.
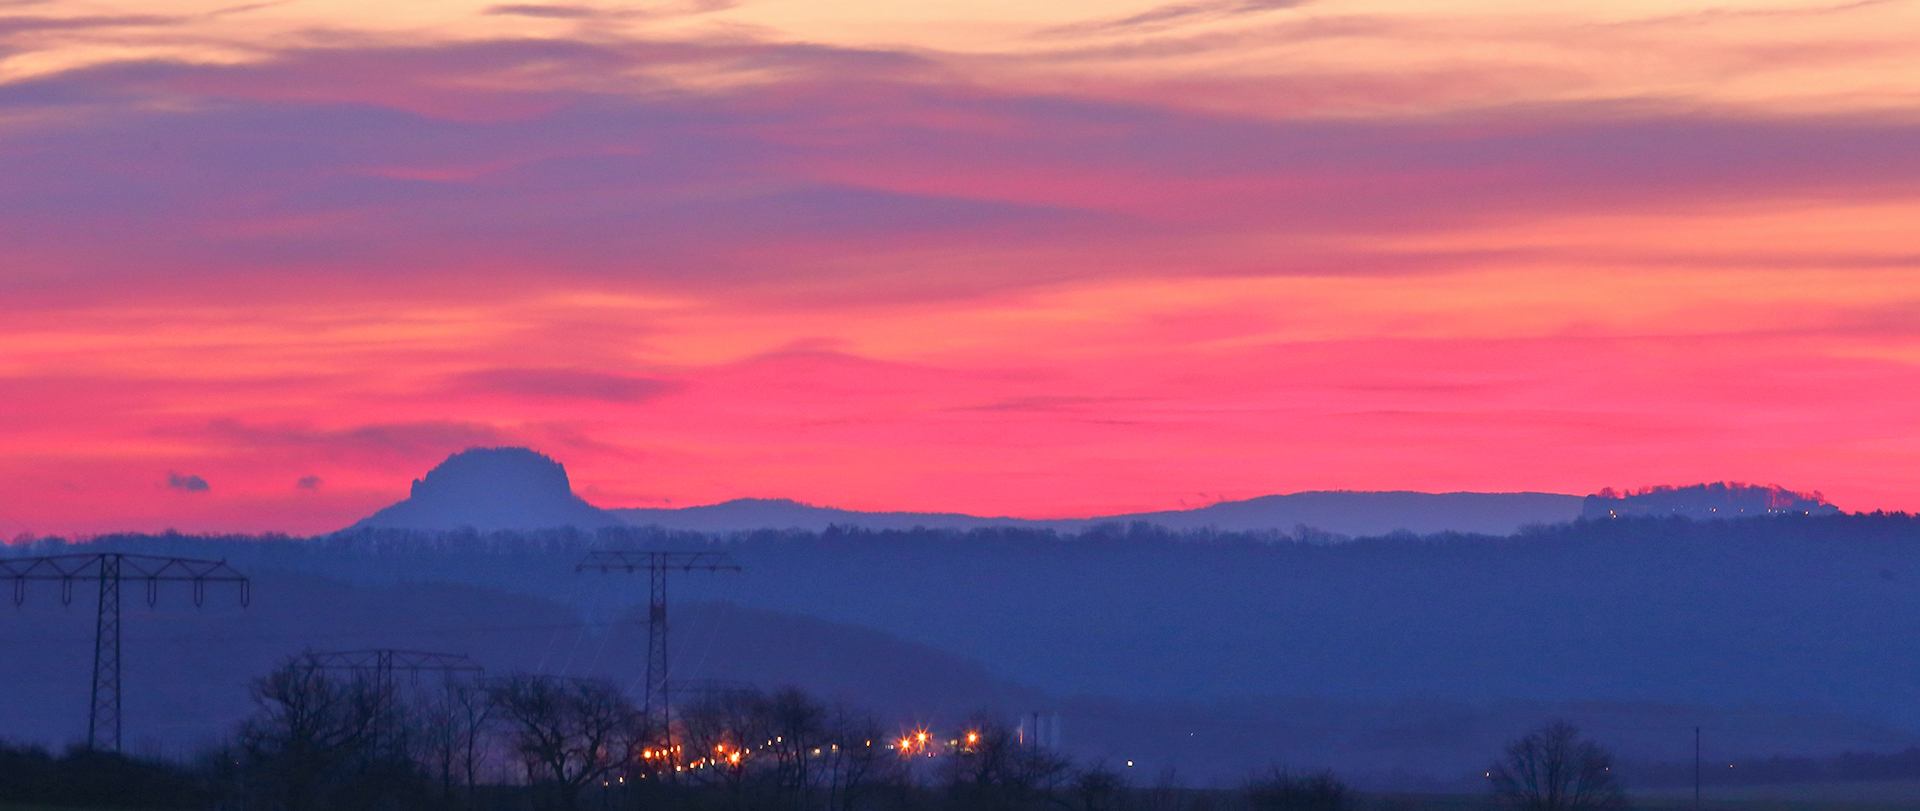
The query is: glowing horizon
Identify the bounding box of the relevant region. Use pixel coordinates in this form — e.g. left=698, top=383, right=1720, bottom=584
left=3, top=0, right=1919, bottom=536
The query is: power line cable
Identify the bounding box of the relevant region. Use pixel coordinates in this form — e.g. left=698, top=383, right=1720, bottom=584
left=0, top=619, right=631, bottom=647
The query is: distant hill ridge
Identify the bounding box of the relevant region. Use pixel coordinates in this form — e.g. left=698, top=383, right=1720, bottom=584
left=346, top=447, right=1840, bottom=536
left=614, top=491, right=1588, bottom=537
left=1581, top=482, right=1838, bottom=521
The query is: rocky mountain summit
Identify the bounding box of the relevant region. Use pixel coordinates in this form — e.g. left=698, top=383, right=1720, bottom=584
left=348, top=447, right=621, bottom=531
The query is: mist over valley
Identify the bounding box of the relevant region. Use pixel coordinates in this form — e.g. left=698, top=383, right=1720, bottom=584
left=3, top=449, right=1907, bottom=791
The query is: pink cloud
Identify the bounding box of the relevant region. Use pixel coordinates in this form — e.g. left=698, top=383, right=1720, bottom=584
left=0, top=32, right=1918, bottom=533
left=449, top=368, right=681, bottom=401
left=189, top=418, right=514, bottom=458
left=2, top=41, right=1916, bottom=308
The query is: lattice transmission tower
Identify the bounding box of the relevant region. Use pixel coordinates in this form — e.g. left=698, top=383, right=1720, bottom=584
left=298, top=648, right=484, bottom=687
left=575, top=551, right=739, bottom=737
left=299, top=648, right=485, bottom=755
left=3, top=552, right=250, bottom=752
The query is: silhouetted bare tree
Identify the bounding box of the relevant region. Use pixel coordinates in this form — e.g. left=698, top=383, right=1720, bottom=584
left=1489, top=721, right=1625, bottom=811
left=1071, top=763, right=1127, bottom=811
left=678, top=685, right=767, bottom=806
left=420, top=677, right=495, bottom=808
left=1140, top=768, right=1193, bottom=811
left=235, top=659, right=388, bottom=811
left=763, top=687, right=830, bottom=810
left=820, top=704, right=907, bottom=811
left=944, top=718, right=1072, bottom=811
left=1245, top=768, right=1350, bottom=811
left=678, top=685, right=904, bottom=811
left=487, top=675, right=641, bottom=811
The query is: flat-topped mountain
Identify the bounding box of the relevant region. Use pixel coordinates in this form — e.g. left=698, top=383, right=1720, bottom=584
left=348, top=447, right=621, bottom=531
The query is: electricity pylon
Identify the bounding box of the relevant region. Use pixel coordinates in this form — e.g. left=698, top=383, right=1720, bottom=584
left=3, top=552, right=250, bottom=752
left=575, top=551, right=739, bottom=738
left=298, top=648, right=484, bottom=686
left=299, top=649, right=485, bottom=756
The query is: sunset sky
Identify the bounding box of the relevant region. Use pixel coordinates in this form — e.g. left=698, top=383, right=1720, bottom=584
left=3, top=0, right=1919, bottom=536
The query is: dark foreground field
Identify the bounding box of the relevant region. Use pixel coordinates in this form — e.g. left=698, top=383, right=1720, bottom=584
left=18, top=777, right=1920, bottom=811
left=1371, top=781, right=1920, bottom=810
